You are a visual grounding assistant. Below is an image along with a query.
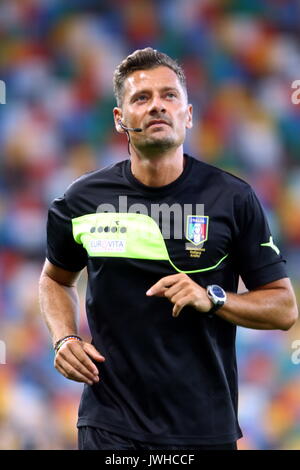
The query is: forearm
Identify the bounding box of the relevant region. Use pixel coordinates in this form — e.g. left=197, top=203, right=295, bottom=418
left=39, top=273, right=80, bottom=346
left=147, top=274, right=298, bottom=329
left=216, top=281, right=297, bottom=331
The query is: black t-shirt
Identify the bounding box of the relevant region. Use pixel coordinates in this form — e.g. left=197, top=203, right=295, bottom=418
left=46, top=154, right=287, bottom=444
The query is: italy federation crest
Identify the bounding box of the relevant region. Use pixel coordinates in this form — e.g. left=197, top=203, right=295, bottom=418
left=186, top=215, right=209, bottom=246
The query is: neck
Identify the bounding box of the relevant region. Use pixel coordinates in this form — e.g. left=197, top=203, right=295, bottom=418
left=130, top=147, right=185, bottom=187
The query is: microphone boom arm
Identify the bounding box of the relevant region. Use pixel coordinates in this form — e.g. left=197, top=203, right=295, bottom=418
left=118, top=120, right=142, bottom=132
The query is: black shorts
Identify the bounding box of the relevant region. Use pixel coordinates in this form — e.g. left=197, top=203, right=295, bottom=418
left=78, top=426, right=238, bottom=450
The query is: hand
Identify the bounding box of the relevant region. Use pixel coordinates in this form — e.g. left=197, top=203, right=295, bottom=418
left=54, top=340, right=105, bottom=385
left=146, top=273, right=212, bottom=318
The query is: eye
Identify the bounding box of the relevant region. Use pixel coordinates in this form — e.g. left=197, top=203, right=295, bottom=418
left=165, top=92, right=177, bottom=99
left=136, top=94, right=148, bottom=102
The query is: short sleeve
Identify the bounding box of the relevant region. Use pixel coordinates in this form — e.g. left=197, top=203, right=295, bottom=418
left=234, top=189, right=287, bottom=290
left=46, top=196, right=87, bottom=272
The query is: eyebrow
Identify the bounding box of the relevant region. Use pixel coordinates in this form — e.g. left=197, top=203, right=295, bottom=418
left=129, top=86, right=180, bottom=102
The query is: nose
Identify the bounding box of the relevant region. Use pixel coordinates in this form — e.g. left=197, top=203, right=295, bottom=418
left=149, top=95, right=166, bottom=115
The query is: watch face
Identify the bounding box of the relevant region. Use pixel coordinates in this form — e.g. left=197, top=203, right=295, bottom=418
left=212, top=285, right=225, bottom=298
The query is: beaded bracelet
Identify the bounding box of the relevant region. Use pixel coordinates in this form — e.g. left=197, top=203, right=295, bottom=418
left=54, top=335, right=82, bottom=354
left=55, top=337, right=82, bottom=354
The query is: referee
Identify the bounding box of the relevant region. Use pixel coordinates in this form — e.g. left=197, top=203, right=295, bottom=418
left=39, top=48, right=298, bottom=450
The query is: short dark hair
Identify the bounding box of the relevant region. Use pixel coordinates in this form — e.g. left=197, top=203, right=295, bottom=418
left=113, top=47, right=187, bottom=107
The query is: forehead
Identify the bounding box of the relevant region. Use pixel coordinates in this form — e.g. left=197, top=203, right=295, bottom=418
left=123, top=66, right=184, bottom=96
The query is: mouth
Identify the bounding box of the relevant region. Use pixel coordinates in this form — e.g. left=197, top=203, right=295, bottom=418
left=146, top=120, right=170, bottom=128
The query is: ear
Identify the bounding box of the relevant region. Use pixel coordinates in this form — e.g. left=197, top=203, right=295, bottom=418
left=113, top=107, right=125, bottom=133
left=185, top=104, right=193, bottom=129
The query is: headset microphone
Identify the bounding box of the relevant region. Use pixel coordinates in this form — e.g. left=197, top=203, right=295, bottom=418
left=118, top=120, right=142, bottom=133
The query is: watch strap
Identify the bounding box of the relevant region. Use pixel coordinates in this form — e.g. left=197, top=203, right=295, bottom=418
left=207, top=302, right=223, bottom=314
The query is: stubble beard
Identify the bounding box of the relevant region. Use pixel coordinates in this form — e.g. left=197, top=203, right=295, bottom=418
left=134, top=133, right=180, bottom=156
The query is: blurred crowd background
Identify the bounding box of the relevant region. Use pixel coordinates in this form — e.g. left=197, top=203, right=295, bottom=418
left=0, top=0, right=300, bottom=450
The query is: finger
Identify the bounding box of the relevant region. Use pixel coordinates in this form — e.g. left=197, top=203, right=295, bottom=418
left=70, top=341, right=103, bottom=375
left=146, top=274, right=184, bottom=296
left=58, top=341, right=100, bottom=378
left=59, top=348, right=99, bottom=382
left=147, top=286, right=168, bottom=297
left=83, top=342, right=106, bottom=363
left=169, top=290, right=188, bottom=305
left=172, top=296, right=191, bottom=318
left=163, top=281, right=189, bottom=301
left=146, top=278, right=170, bottom=296
left=55, top=356, right=96, bottom=385
left=55, top=359, right=86, bottom=383
left=59, top=360, right=95, bottom=385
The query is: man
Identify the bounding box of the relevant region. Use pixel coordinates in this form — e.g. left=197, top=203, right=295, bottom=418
left=39, top=48, right=298, bottom=450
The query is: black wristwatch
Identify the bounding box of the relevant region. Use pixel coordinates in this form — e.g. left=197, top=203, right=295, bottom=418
left=206, top=284, right=227, bottom=314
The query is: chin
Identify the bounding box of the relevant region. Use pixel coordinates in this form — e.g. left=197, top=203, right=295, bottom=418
left=141, top=136, right=178, bottom=149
